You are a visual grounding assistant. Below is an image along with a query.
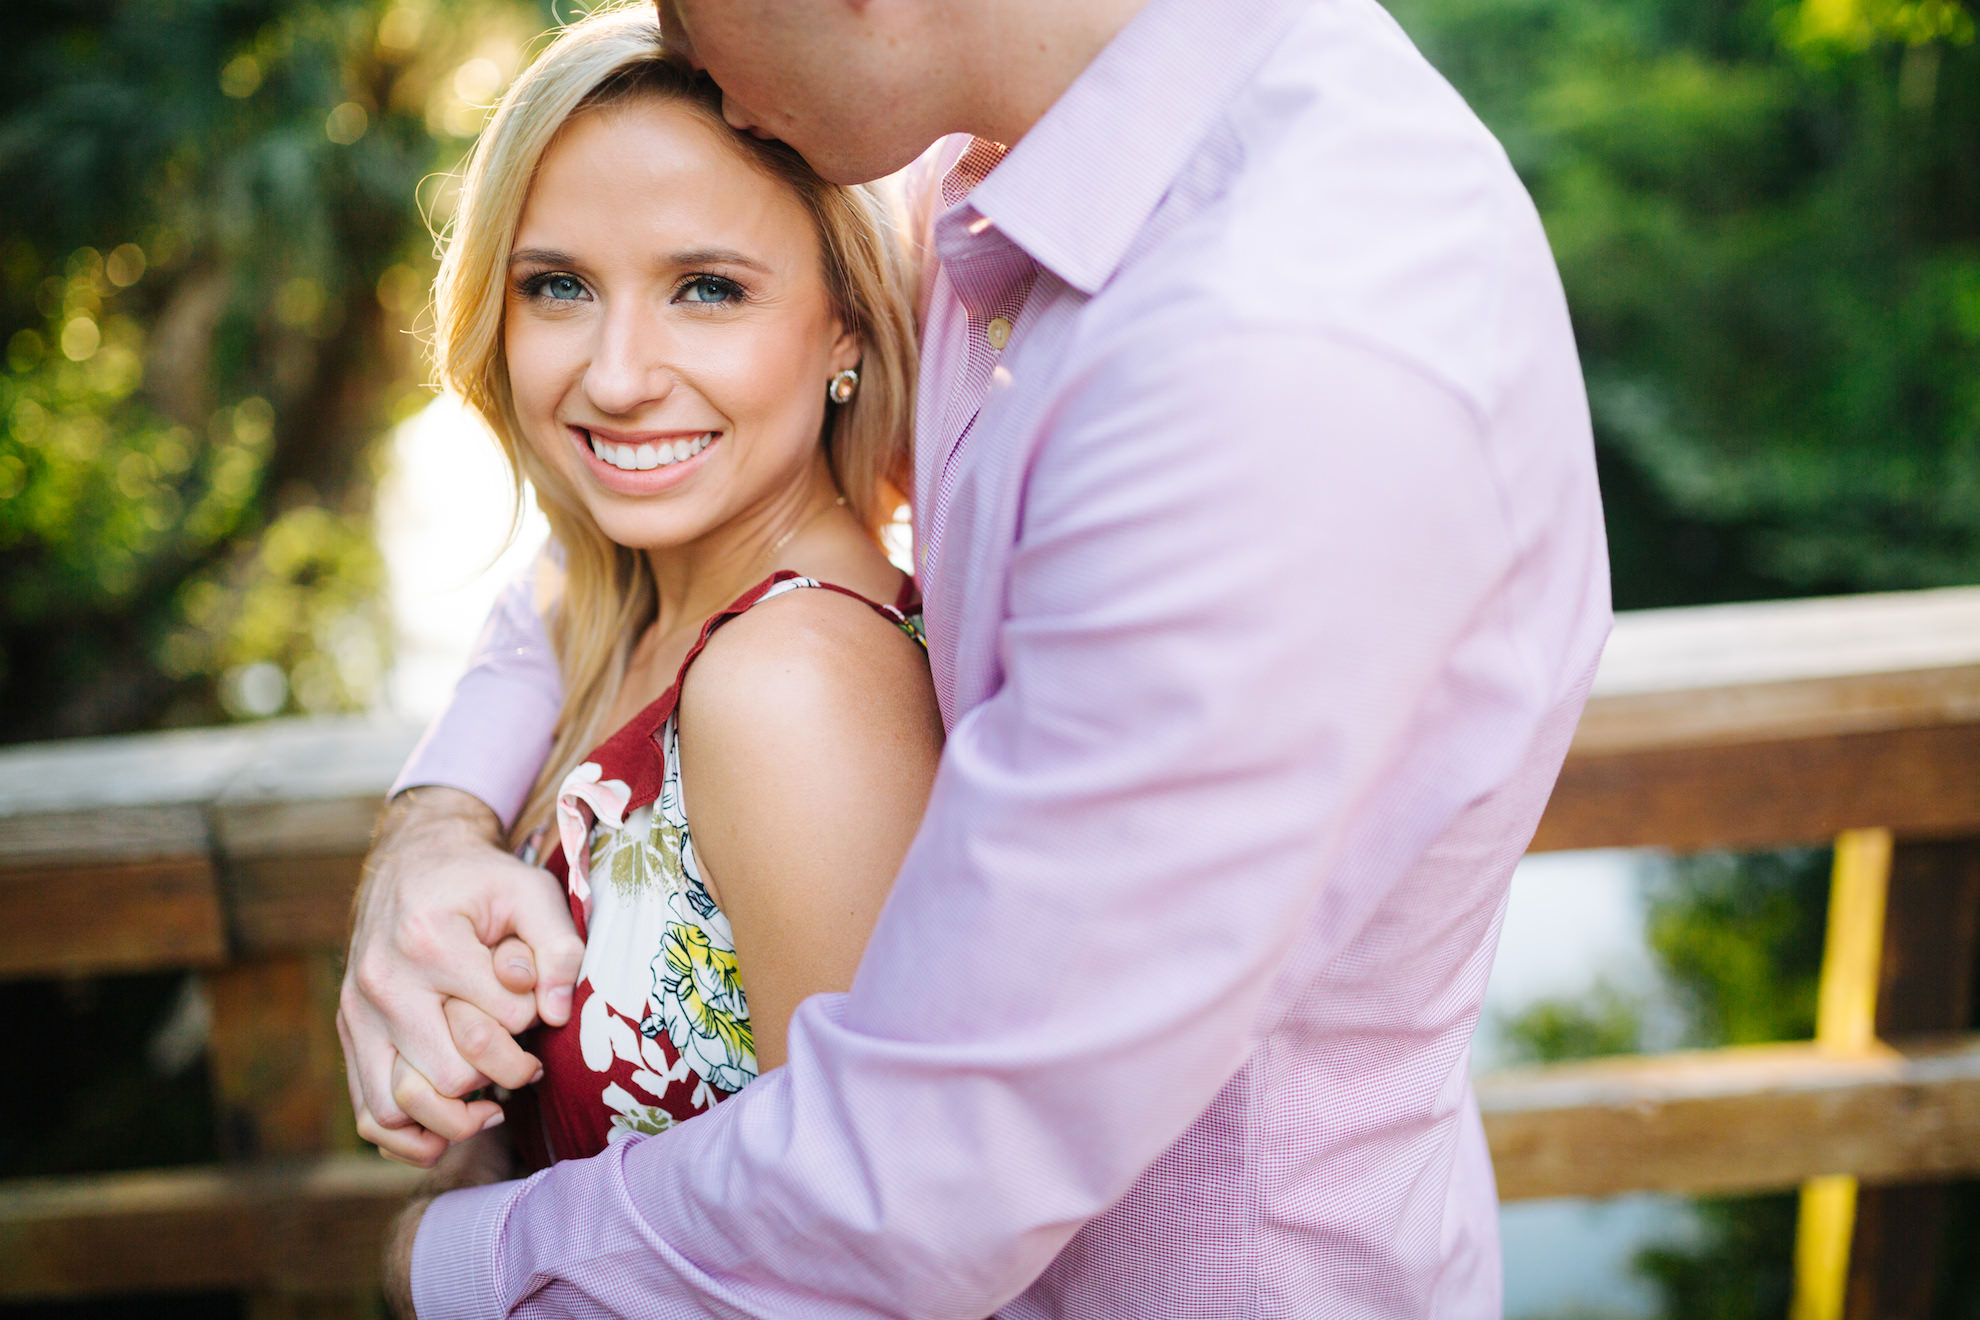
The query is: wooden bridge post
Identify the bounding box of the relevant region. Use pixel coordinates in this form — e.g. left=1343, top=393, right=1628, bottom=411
left=205, top=952, right=349, bottom=1162
left=204, top=948, right=381, bottom=1320
left=1844, top=836, right=1980, bottom=1320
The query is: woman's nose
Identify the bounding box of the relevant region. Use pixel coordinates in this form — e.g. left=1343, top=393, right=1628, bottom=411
left=582, top=305, right=675, bottom=417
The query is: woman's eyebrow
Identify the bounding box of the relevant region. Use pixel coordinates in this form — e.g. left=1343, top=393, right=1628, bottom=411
left=506, top=246, right=774, bottom=273
left=665, top=247, right=773, bottom=274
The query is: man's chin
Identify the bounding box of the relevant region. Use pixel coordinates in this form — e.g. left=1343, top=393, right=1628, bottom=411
left=806, top=139, right=943, bottom=187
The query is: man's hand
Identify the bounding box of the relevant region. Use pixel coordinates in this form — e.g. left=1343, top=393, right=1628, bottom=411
left=341, top=786, right=584, bottom=1165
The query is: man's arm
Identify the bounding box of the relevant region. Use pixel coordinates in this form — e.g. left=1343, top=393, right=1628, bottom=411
left=342, top=560, right=582, bottom=1165
left=409, top=320, right=1600, bottom=1315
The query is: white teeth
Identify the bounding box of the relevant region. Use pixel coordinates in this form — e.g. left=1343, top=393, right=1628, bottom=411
left=588, top=431, right=716, bottom=470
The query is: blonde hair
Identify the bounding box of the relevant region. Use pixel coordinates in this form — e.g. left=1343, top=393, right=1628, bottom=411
left=432, top=4, right=918, bottom=843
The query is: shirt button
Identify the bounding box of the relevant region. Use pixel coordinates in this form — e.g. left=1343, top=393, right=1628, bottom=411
left=985, top=317, right=1012, bottom=350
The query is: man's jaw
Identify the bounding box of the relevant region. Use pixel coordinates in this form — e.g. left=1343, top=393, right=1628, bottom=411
left=655, top=0, right=698, bottom=66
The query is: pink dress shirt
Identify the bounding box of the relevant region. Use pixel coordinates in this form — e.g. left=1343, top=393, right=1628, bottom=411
left=406, top=0, right=1612, bottom=1313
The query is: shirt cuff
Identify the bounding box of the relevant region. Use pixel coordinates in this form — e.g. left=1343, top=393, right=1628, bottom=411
left=410, top=1178, right=526, bottom=1320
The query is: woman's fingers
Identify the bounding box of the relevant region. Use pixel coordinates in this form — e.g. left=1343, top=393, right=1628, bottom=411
left=491, top=935, right=537, bottom=995
left=444, top=994, right=543, bottom=1091
left=509, top=880, right=585, bottom=1028
left=357, top=1099, right=449, bottom=1167
left=391, top=1051, right=503, bottom=1145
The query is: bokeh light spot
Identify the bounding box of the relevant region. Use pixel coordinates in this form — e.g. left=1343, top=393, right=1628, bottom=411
left=105, top=243, right=147, bottom=288
left=219, top=55, right=262, bottom=99
left=60, top=316, right=101, bottom=362
left=453, top=57, right=503, bottom=104
left=326, top=101, right=370, bottom=145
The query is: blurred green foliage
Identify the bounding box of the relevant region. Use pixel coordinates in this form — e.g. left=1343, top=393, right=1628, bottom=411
left=1394, top=0, right=1980, bottom=610
left=0, top=0, right=544, bottom=740
left=1406, top=0, right=1980, bottom=1305
left=1500, top=978, right=1647, bottom=1063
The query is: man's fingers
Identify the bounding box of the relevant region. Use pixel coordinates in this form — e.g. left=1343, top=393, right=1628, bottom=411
left=444, top=996, right=542, bottom=1091
left=392, top=1053, right=502, bottom=1145
left=345, top=947, right=488, bottom=1105
left=409, top=910, right=540, bottom=1039
left=491, top=936, right=537, bottom=995
left=510, top=889, right=584, bottom=1028
left=339, top=979, right=417, bottom=1130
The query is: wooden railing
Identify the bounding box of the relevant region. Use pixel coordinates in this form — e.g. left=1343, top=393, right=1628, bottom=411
left=3, top=585, right=1978, bottom=1312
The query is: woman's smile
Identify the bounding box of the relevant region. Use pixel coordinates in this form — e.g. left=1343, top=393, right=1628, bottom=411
left=570, top=423, right=721, bottom=491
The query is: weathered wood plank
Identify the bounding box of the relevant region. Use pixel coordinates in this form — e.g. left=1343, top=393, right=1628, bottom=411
left=1533, top=721, right=1980, bottom=853
left=211, top=718, right=420, bottom=859
left=0, top=716, right=418, bottom=871
left=215, top=797, right=387, bottom=863
left=0, top=1156, right=420, bottom=1299
left=0, top=723, right=266, bottom=818
left=1587, top=586, right=1980, bottom=711
left=1538, top=587, right=1980, bottom=850
left=225, top=852, right=367, bottom=954
left=0, top=856, right=227, bottom=981
left=1481, top=1035, right=1980, bottom=1201
left=1573, top=663, right=1980, bottom=757
left=0, top=803, right=212, bottom=869
left=207, top=955, right=350, bottom=1160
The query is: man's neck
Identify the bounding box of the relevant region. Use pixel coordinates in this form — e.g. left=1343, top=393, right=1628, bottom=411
left=942, top=0, right=1153, bottom=147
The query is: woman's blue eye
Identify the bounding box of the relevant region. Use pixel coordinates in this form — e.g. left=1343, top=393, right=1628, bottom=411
left=679, top=276, right=741, bottom=305
left=540, top=274, right=585, bottom=300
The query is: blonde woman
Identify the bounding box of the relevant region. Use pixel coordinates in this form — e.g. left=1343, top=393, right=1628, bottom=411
left=389, top=3, right=941, bottom=1196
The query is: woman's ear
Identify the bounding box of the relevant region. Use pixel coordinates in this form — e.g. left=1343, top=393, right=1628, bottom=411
left=829, top=324, right=861, bottom=376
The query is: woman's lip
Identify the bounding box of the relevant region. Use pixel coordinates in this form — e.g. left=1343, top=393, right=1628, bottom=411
left=568, top=424, right=719, bottom=491
left=582, top=424, right=718, bottom=445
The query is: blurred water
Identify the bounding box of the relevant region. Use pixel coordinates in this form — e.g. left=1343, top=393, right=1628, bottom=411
left=1484, top=850, right=1686, bottom=1318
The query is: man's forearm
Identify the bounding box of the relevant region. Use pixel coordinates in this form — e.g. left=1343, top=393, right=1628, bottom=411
left=370, top=786, right=507, bottom=872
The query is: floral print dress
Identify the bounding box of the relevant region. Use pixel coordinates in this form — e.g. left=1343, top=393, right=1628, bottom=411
left=504, top=572, right=925, bottom=1171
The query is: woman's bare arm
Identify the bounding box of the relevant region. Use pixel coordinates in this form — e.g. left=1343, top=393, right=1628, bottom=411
left=677, top=588, right=943, bottom=1072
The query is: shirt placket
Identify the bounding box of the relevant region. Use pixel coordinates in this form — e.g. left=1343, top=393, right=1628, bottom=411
left=921, top=217, right=1037, bottom=578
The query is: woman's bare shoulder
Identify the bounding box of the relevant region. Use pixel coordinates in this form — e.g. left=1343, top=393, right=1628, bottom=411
left=678, top=581, right=940, bottom=764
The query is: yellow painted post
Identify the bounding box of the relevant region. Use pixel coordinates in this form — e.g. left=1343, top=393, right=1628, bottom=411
left=1788, top=827, right=1892, bottom=1320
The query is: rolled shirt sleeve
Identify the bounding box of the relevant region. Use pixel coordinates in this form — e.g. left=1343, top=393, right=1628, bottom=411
left=391, top=554, right=564, bottom=830
left=411, top=312, right=1583, bottom=1317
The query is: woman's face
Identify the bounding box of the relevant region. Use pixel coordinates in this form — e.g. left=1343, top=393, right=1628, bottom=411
left=504, top=96, right=856, bottom=556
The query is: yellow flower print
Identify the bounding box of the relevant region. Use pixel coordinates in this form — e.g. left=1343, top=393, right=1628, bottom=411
left=655, top=921, right=755, bottom=1093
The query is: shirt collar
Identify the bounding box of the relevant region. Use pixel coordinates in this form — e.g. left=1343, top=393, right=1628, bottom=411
left=960, top=0, right=1313, bottom=296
